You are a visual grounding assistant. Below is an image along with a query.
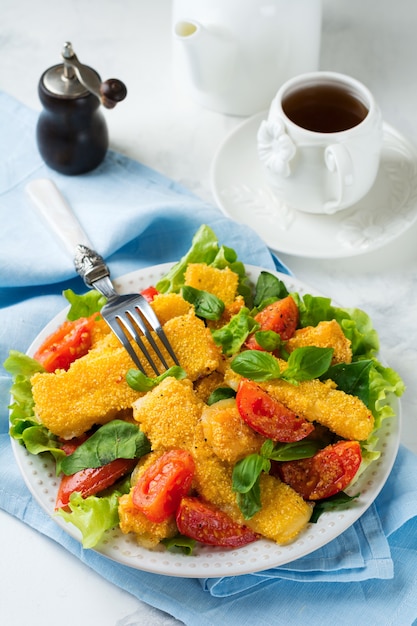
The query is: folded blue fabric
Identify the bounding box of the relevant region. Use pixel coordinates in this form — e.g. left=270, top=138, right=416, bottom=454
left=1, top=91, right=416, bottom=626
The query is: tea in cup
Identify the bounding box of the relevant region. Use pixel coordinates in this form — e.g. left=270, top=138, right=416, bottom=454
left=257, top=72, right=383, bottom=214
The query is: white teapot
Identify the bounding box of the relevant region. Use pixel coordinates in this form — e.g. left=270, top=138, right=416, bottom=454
left=172, top=0, right=322, bottom=116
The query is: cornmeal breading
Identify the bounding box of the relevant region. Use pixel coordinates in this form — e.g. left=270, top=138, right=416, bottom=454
left=184, top=264, right=239, bottom=305
left=132, top=377, right=204, bottom=451
left=31, top=332, right=142, bottom=439
left=118, top=491, right=178, bottom=548
left=286, top=320, right=352, bottom=365
left=201, top=398, right=264, bottom=463
left=245, top=474, right=313, bottom=544
left=225, top=365, right=374, bottom=441
left=163, top=312, right=221, bottom=380
left=151, top=293, right=192, bottom=325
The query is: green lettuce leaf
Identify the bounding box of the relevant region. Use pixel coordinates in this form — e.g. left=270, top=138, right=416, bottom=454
left=56, top=479, right=130, bottom=549
left=63, top=288, right=106, bottom=320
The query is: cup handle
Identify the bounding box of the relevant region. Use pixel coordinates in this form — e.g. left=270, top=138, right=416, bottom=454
left=324, top=144, right=354, bottom=214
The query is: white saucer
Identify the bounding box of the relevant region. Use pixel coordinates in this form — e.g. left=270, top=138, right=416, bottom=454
left=211, top=113, right=417, bottom=258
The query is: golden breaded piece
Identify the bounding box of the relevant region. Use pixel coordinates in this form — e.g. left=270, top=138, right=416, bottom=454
left=225, top=364, right=374, bottom=441
left=193, top=371, right=226, bottom=403
left=132, top=377, right=204, bottom=451
left=164, top=312, right=222, bottom=380
left=192, top=424, right=311, bottom=544
left=151, top=293, right=193, bottom=325
left=246, top=474, right=313, bottom=544
left=201, top=398, right=264, bottom=463
left=184, top=263, right=239, bottom=305
left=31, top=332, right=142, bottom=439
left=286, top=320, right=352, bottom=365
left=118, top=491, right=178, bottom=548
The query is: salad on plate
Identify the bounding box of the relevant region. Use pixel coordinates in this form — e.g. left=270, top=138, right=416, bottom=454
left=4, top=225, right=405, bottom=557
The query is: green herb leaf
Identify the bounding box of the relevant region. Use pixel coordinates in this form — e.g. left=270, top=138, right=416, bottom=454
left=161, top=534, right=197, bottom=555
left=181, top=285, right=225, bottom=321
left=231, top=350, right=281, bottom=381
left=232, top=453, right=270, bottom=519
left=253, top=271, right=289, bottom=307
left=63, top=289, right=106, bottom=320
left=207, top=387, right=236, bottom=405
left=264, top=440, right=321, bottom=462
left=323, top=359, right=373, bottom=406
left=126, top=366, right=187, bottom=392
left=282, top=346, right=334, bottom=384
left=60, top=420, right=151, bottom=475
left=211, top=307, right=258, bottom=356
left=310, top=492, right=360, bottom=523
left=254, top=330, right=282, bottom=352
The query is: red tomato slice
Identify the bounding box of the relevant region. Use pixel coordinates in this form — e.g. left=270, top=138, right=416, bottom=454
left=55, top=458, right=136, bottom=511
left=236, top=379, right=314, bottom=442
left=34, top=314, right=98, bottom=372
left=176, top=497, right=259, bottom=547
left=140, top=286, right=159, bottom=302
left=245, top=295, right=299, bottom=351
left=132, top=449, right=195, bottom=523
left=277, top=440, right=362, bottom=500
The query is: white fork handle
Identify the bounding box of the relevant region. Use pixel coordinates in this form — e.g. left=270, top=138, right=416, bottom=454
left=25, top=178, right=93, bottom=257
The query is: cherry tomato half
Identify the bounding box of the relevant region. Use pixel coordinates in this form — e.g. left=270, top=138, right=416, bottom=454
left=34, top=314, right=98, bottom=372
left=140, top=286, right=159, bottom=303
left=236, top=379, right=314, bottom=442
left=277, top=440, right=362, bottom=500
left=176, top=497, right=259, bottom=547
left=245, top=295, right=299, bottom=351
left=132, top=449, right=195, bottom=523
left=56, top=458, right=136, bottom=511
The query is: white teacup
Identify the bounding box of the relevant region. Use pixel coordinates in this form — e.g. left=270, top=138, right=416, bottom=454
left=257, top=72, right=383, bottom=214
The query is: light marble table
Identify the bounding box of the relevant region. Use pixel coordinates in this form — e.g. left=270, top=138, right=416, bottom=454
left=1, top=1, right=416, bottom=625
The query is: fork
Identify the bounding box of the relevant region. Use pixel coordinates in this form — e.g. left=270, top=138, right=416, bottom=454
left=26, top=178, right=179, bottom=375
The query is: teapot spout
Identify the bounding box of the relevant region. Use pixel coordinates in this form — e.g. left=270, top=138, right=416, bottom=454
left=174, top=20, right=237, bottom=94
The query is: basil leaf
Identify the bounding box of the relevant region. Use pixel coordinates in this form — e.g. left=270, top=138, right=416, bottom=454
left=282, top=347, right=334, bottom=384
left=126, top=366, right=187, bottom=392
left=60, top=420, right=151, bottom=475
left=236, top=483, right=262, bottom=519
left=232, top=453, right=270, bottom=493
left=232, top=454, right=270, bottom=519
left=254, top=330, right=282, bottom=352
left=310, top=492, right=360, bottom=523
left=265, top=440, right=321, bottom=462
left=207, top=387, right=236, bottom=405
left=211, top=307, right=258, bottom=356
left=181, top=285, right=225, bottom=321
left=231, top=350, right=281, bottom=381
left=162, top=534, right=196, bottom=555
left=323, top=359, right=373, bottom=406
left=254, top=271, right=289, bottom=307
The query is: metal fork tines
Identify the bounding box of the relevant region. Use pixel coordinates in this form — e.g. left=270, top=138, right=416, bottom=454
left=74, top=245, right=179, bottom=375
left=103, top=293, right=179, bottom=376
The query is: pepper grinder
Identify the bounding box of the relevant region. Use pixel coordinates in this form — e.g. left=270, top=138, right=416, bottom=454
left=37, top=42, right=127, bottom=175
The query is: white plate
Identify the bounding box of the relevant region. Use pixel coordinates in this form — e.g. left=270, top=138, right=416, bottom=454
left=211, top=114, right=417, bottom=258
left=11, top=263, right=400, bottom=578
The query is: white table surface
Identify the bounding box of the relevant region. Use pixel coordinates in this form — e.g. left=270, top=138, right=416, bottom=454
left=1, top=1, right=416, bottom=625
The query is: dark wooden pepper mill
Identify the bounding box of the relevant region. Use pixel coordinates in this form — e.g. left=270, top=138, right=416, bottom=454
left=37, top=42, right=127, bottom=175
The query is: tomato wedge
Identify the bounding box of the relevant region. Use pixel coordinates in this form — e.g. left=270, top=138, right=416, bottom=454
left=176, top=497, right=258, bottom=547
left=277, top=440, right=362, bottom=500
left=34, top=314, right=98, bottom=372
left=236, top=379, right=314, bottom=442
left=55, top=458, right=136, bottom=511
left=140, top=286, right=159, bottom=302
left=245, top=295, right=299, bottom=351
left=132, top=449, right=195, bottom=523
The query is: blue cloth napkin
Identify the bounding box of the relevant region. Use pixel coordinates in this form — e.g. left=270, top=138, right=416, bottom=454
left=0, top=91, right=416, bottom=626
